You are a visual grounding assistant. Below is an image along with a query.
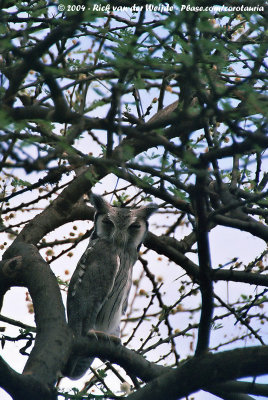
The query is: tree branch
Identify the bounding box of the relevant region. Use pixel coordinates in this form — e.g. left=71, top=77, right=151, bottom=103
left=0, top=356, right=55, bottom=400
left=68, top=334, right=168, bottom=382
left=209, top=380, right=268, bottom=398
left=193, top=172, right=214, bottom=355
left=126, top=346, right=268, bottom=400
left=1, top=243, right=72, bottom=389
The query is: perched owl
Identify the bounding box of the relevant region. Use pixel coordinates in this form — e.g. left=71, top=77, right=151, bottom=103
left=65, top=193, right=157, bottom=379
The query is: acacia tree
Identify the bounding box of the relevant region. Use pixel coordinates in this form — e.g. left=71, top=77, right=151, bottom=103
left=0, top=1, right=268, bottom=399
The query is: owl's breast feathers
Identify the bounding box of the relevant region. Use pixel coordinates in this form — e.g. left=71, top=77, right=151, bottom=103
left=67, top=238, right=135, bottom=336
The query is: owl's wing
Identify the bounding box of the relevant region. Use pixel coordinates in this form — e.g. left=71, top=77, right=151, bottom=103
left=122, top=277, right=132, bottom=315
left=67, top=239, right=120, bottom=336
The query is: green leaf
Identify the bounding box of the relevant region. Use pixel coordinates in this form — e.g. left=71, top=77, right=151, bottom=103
left=11, top=178, right=31, bottom=188
left=97, top=368, right=107, bottom=378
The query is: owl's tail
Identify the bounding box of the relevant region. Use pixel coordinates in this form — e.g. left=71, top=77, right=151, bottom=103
left=64, top=356, right=94, bottom=380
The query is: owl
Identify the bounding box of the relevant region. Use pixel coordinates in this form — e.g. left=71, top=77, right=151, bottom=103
left=65, top=193, right=158, bottom=379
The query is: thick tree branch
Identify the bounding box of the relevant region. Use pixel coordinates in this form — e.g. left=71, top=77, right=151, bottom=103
left=193, top=172, right=214, bottom=355
left=68, top=334, right=168, bottom=382
left=1, top=243, right=72, bottom=391
left=126, top=346, right=268, bottom=400
left=66, top=335, right=267, bottom=400
left=145, top=232, right=268, bottom=287
left=208, top=390, right=254, bottom=400
left=0, top=356, right=54, bottom=400
left=212, top=213, right=268, bottom=242
left=210, top=380, right=268, bottom=397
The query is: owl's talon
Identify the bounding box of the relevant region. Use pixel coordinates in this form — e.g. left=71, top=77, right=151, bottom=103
left=87, top=330, right=99, bottom=341
left=87, top=330, right=121, bottom=344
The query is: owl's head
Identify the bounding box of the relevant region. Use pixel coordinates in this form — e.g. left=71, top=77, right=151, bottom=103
left=90, top=193, right=158, bottom=250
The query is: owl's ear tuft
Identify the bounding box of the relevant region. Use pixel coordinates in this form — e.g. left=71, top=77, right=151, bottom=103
left=90, top=193, right=110, bottom=213
left=139, top=203, right=158, bottom=219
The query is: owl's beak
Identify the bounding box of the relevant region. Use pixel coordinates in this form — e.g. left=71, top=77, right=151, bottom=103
left=112, top=230, right=127, bottom=247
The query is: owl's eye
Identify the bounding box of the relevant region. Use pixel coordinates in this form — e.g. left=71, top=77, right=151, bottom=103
left=129, top=223, right=141, bottom=229
left=102, top=218, right=114, bottom=226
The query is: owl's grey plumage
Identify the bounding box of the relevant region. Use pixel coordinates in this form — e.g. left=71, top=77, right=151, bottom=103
left=65, top=193, right=157, bottom=379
